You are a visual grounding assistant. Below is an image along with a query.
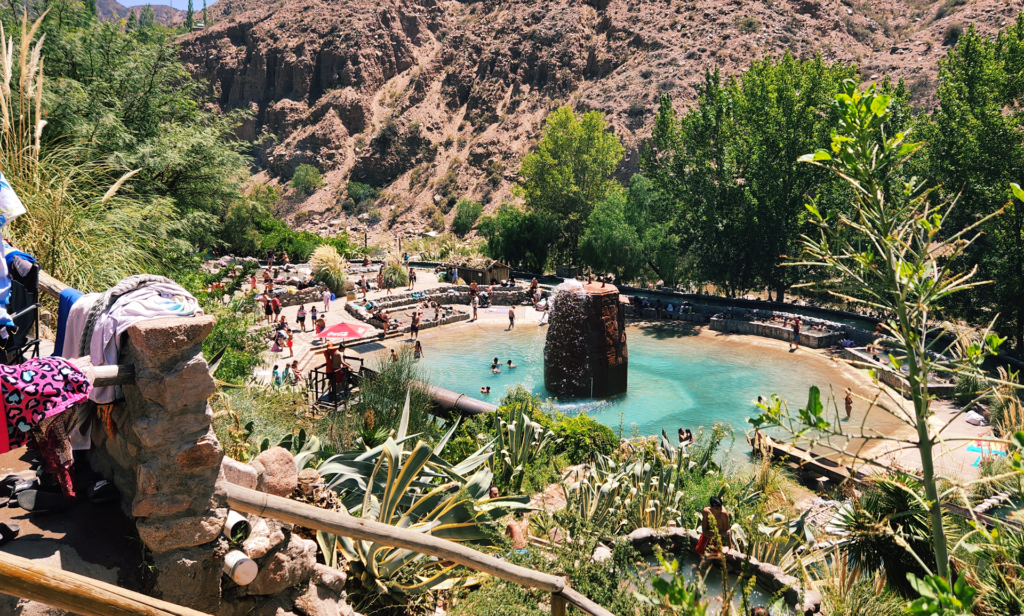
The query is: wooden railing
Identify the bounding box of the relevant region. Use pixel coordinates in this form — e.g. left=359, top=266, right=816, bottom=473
left=223, top=483, right=615, bottom=616
left=0, top=551, right=208, bottom=616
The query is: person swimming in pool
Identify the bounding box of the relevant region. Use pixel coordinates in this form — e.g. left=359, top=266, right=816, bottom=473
left=507, top=359, right=516, bottom=369
left=490, top=357, right=501, bottom=373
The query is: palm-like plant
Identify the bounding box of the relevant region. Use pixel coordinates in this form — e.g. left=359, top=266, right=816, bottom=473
left=830, top=473, right=952, bottom=596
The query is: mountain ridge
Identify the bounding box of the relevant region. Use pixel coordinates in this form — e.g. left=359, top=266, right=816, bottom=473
left=179, top=0, right=1016, bottom=244
left=98, top=0, right=184, bottom=25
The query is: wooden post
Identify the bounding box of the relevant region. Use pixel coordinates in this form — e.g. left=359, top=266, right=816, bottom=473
left=551, top=593, right=567, bottom=616
left=0, top=551, right=210, bottom=616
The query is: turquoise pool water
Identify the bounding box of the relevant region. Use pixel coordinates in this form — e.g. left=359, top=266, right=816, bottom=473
left=409, top=322, right=855, bottom=446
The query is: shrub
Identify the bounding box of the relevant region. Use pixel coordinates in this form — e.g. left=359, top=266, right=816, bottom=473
left=428, top=208, right=446, bottom=231
left=943, top=22, right=963, bottom=46
left=450, top=198, right=483, bottom=236
left=309, top=245, right=347, bottom=294
left=382, top=253, right=410, bottom=287
left=347, top=181, right=378, bottom=204
left=290, top=164, right=324, bottom=195
left=547, top=413, right=618, bottom=464
left=737, top=15, right=761, bottom=33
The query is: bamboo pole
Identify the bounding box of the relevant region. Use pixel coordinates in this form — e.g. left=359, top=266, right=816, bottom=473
left=0, top=551, right=211, bottom=616
left=223, top=484, right=565, bottom=594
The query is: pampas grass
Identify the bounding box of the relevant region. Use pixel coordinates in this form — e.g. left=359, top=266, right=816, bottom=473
left=1, top=13, right=171, bottom=292
left=310, top=245, right=347, bottom=294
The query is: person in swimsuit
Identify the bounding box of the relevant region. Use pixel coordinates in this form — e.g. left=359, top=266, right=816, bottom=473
left=790, top=317, right=801, bottom=350
left=700, top=496, right=732, bottom=560
left=411, top=311, right=421, bottom=340
left=413, top=340, right=423, bottom=359
left=507, top=306, right=515, bottom=330
left=844, top=388, right=853, bottom=420
left=296, top=305, right=307, bottom=332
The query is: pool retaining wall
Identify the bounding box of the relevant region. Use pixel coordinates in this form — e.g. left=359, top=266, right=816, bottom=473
left=709, top=317, right=845, bottom=349
left=625, top=527, right=823, bottom=615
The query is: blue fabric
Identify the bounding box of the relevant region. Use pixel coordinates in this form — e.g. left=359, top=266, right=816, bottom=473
left=2, top=240, right=36, bottom=267
left=52, top=287, right=84, bottom=357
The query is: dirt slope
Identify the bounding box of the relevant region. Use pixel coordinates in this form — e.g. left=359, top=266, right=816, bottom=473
left=179, top=0, right=1017, bottom=245
left=98, top=0, right=185, bottom=25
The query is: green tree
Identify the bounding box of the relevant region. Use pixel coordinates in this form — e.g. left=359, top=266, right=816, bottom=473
left=916, top=17, right=1024, bottom=356
left=202, top=0, right=208, bottom=27
left=580, top=175, right=682, bottom=285
left=517, top=106, right=624, bottom=266
left=290, top=164, right=324, bottom=195
left=643, top=55, right=857, bottom=298
left=754, top=81, right=1009, bottom=594
left=185, top=0, right=194, bottom=29
left=126, top=8, right=138, bottom=31
left=478, top=203, right=557, bottom=274
left=85, top=0, right=97, bottom=17
left=140, top=4, right=156, bottom=28
left=450, top=197, right=482, bottom=236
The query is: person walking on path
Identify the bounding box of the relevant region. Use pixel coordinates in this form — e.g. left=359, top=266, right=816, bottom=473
left=311, top=306, right=318, bottom=325
left=296, top=305, right=307, bottom=332
left=507, top=306, right=516, bottom=330
left=385, top=276, right=394, bottom=296
left=266, top=248, right=275, bottom=268
left=844, top=388, right=853, bottom=420
left=360, top=275, right=368, bottom=299
left=271, top=295, right=282, bottom=320
left=471, top=296, right=479, bottom=321
left=789, top=317, right=801, bottom=351
left=323, top=288, right=332, bottom=312
left=287, top=330, right=294, bottom=358
left=411, top=311, right=421, bottom=340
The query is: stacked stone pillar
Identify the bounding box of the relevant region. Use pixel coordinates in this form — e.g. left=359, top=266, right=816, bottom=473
left=89, top=316, right=227, bottom=613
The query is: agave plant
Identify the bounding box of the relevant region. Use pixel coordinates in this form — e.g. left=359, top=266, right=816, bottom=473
left=620, top=457, right=686, bottom=531
left=490, top=402, right=557, bottom=493
left=317, top=391, right=494, bottom=513
left=559, top=454, right=627, bottom=532
left=323, top=439, right=531, bottom=598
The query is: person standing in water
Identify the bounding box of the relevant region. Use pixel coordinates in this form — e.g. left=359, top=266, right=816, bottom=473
left=699, top=496, right=731, bottom=560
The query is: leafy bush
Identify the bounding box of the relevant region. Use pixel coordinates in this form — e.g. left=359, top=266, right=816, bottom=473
left=943, top=22, right=963, bottom=46
left=290, top=164, right=324, bottom=195
left=347, top=181, right=378, bottom=204
left=382, top=253, right=410, bottom=287
left=547, top=413, right=617, bottom=464
left=309, top=245, right=347, bottom=294
left=451, top=198, right=483, bottom=236
left=354, top=347, right=437, bottom=439
left=737, top=16, right=761, bottom=32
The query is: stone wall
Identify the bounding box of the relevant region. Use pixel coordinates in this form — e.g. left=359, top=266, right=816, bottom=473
left=89, top=316, right=227, bottom=613
left=709, top=317, right=844, bottom=349
left=86, top=315, right=361, bottom=615
left=276, top=284, right=328, bottom=308
left=839, top=347, right=956, bottom=399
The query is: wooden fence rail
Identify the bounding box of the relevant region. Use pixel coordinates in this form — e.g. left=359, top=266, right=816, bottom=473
left=223, top=483, right=616, bottom=616
left=0, top=551, right=210, bottom=616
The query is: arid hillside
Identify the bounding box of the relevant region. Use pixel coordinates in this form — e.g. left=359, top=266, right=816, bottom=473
left=98, top=0, right=185, bottom=25
left=179, top=0, right=1017, bottom=244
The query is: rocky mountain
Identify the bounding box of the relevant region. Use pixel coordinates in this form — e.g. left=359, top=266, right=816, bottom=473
left=179, top=0, right=1017, bottom=244
left=98, top=0, right=185, bottom=25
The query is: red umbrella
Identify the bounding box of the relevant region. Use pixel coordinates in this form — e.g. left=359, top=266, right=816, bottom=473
left=318, top=322, right=372, bottom=340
